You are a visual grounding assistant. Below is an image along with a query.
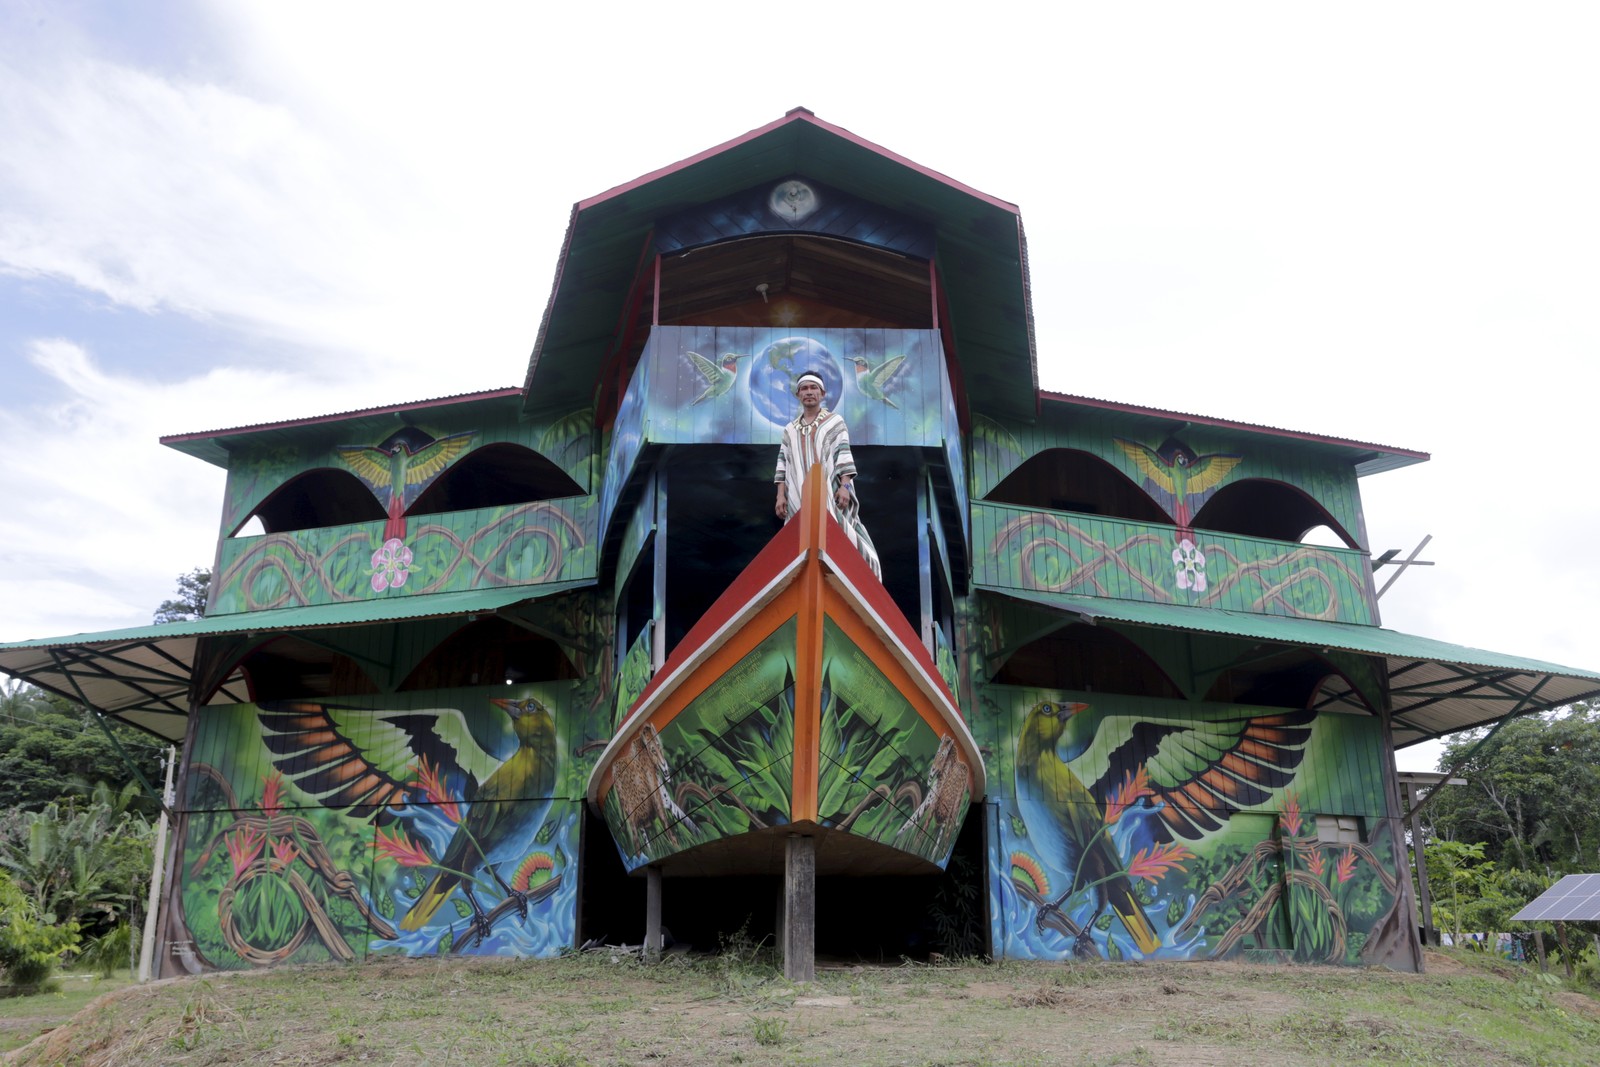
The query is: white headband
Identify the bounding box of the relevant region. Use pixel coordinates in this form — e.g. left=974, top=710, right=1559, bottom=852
left=794, top=373, right=825, bottom=393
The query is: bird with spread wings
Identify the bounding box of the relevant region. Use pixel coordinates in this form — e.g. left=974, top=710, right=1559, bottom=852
left=334, top=427, right=477, bottom=542
left=1014, top=698, right=1314, bottom=956
left=1112, top=436, right=1242, bottom=532
left=256, top=695, right=558, bottom=939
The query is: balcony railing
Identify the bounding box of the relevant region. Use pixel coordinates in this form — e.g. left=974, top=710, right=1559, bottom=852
left=210, top=497, right=598, bottom=615
left=972, top=502, right=1377, bottom=625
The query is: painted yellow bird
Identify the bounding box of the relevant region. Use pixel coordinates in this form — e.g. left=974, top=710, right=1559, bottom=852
left=400, top=696, right=558, bottom=933
left=1014, top=700, right=1161, bottom=955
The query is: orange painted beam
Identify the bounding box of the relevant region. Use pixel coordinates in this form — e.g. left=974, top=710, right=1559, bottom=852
left=789, top=465, right=828, bottom=824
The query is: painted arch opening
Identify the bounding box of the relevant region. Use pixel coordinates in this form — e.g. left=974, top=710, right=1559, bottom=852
left=986, top=448, right=1172, bottom=524
left=1191, top=479, right=1357, bottom=547
left=235, top=634, right=381, bottom=702
left=408, top=442, right=585, bottom=515
left=397, top=616, right=578, bottom=692
left=992, top=622, right=1186, bottom=699
left=238, top=468, right=385, bottom=536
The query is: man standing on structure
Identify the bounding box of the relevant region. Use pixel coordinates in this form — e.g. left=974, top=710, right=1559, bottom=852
left=774, top=371, right=881, bottom=579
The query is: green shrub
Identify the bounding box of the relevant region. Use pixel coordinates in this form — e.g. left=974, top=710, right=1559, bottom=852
left=0, top=871, right=78, bottom=995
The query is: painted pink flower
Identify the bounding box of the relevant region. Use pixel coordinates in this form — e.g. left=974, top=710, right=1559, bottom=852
left=260, top=770, right=286, bottom=815
left=1306, top=849, right=1326, bottom=877
left=370, top=538, right=414, bottom=592
left=1103, top=765, right=1154, bottom=826
left=271, top=837, right=300, bottom=871
left=225, top=826, right=265, bottom=877
left=411, top=756, right=461, bottom=825
left=1335, top=847, right=1358, bottom=884
left=1172, top=538, right=1207, bottom=593
left=374, top=825, right=433, bottom=868
left=1127, top=842, right=1194, bottom=882
left=1279, top=789, right=1303, bottom=837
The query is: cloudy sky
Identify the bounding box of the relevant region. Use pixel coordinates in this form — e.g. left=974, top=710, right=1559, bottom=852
left=2, top=3, right=1595, bottom=770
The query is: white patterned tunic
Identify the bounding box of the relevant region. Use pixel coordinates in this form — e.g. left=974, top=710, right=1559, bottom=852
left=775, top=408, right=881, bottom=579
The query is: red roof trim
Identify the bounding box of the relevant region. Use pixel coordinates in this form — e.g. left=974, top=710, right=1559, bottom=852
left=578, top=107, right=1020, bottom=216
left=1038, top=389, right=1430, bottom=461
left=160, top=388, right=523, bottom=444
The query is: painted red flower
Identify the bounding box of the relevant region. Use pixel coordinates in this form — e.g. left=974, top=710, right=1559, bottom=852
left=1306, top=848, right=1327, bottom=877
left=374, top=825, right=433, bottom=868
left=271, top=837, right=301, bottom=871
left=1335, top=847, right=1358, bottom=884
left=410, top=756, right=461, bottom=825
left=1279, top=790, right=1303, bottom=838
left=260, top=770, right=286, bottom=815
left=1127, top=842, right=1194, bottom=882
left=225, top=826, right=265, bottom=877
left=1102, top=765, right=1154, bottom=826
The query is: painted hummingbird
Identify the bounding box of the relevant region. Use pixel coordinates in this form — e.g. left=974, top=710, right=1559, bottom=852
left=1112, top=436, right=1241, bottom=532
left=335, top=427, right=477, bottom=542
left=685, top=351, right=747, bottom=404
left=845, top=354, right=910, bottom=408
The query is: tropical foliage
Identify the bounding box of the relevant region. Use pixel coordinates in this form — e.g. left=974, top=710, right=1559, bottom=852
left=1425, top=702, right=1600, bottom=871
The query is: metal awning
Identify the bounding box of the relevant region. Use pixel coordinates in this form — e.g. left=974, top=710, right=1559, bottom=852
left=982, top=587, right=1600, bottom=748
left=0, top=582, right=594, bottom=742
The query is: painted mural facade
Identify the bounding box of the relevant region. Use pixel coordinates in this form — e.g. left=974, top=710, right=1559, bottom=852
left=978, top=687, right=1405, bottom=964
left=169, top=681, right=601, bottom=970
left=129, top=123, right=1431, bottom=976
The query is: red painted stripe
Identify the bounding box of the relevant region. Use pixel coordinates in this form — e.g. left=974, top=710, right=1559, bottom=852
left=578, top=108, right=1019, bottom=215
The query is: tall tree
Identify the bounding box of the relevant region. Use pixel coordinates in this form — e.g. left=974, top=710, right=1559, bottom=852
left=153, top=567, right=211, bottom=624
left=1426, top=702, right=1600, bottom=872
left=0, top=686, right=165, bottom=811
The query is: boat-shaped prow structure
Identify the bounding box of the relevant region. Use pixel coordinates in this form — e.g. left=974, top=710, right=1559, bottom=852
left=586, top=464, right=985, bottom=881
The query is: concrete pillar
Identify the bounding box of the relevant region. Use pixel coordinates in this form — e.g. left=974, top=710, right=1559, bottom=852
left=783, top=834, right=815, bottom=982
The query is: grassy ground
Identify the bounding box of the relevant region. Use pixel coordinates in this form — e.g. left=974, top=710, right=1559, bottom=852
left=3, top=948, right=1597, bottom=1066
left=0, top=975, right=135, bottom=1057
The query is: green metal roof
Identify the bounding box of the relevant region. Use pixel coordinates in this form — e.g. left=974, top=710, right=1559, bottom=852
left=525, top=108, right=1038, bottom=420
left=0, top=581, right=593, bottom=742
left=1037, top=391, right=1431, bottom=477
left=983, top=586, right=1600, bottom=748
left=160, top=389, right=525, bottom=468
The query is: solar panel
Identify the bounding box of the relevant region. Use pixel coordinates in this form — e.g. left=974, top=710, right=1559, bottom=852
left=1511, top=873, right=1600, bottom=922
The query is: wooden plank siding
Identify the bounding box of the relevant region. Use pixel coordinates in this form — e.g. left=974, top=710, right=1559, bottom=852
left=972, top=502, right=1376, bottom=625
left=211, top=496, right=598, bottom=614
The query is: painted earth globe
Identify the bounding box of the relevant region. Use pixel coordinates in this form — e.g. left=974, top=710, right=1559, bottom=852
left=749, top=336, right=844, bottom=428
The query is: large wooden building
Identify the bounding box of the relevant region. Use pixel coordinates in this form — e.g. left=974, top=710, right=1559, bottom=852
left=5, top=109, right=1599, bottom=977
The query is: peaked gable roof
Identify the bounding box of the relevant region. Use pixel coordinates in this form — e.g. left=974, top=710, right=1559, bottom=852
left=524, top=108, right=1038, bottom=419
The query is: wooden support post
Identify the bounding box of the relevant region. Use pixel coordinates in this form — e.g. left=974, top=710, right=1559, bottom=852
left=783, top=834, right=815, bottom=983
left=645, top=866, right=662, bottom=961
left=1557, top=922, right=1574, bottom=980
left=1404, top=782, right=1437, bottom=946
left=1534, top=929, right=1548, bottom=973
